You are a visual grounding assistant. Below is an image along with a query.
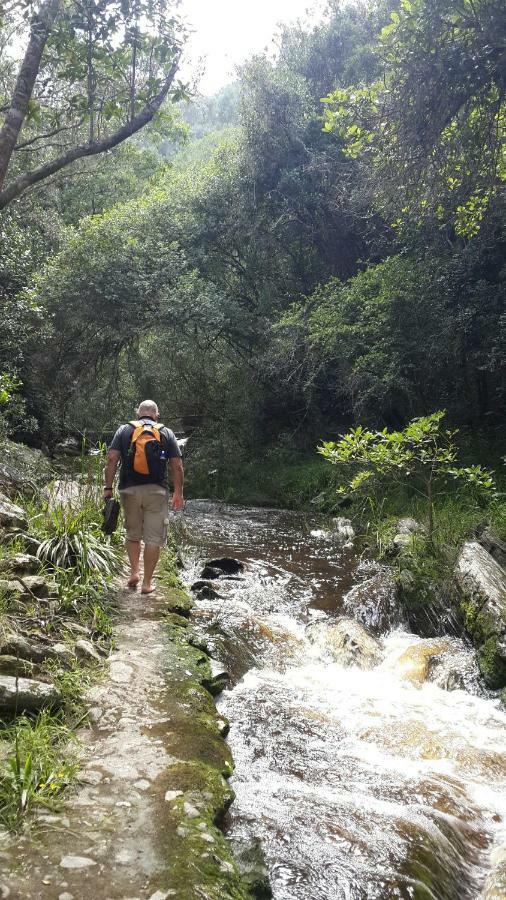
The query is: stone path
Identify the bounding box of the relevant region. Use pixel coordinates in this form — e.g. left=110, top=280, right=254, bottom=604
left=0, top=586, right=244, bottom=900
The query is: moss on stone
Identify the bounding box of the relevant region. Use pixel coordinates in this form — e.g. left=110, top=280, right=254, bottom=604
left=159, top=564, right=254, bottom=899
left=477, top=637, right=506, bottom=690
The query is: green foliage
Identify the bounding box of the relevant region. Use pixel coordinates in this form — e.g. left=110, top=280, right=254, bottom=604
left=0, top=711, right=78, bottom=829
left=279, top=250, right=506, bottom=431
left=323, top=0, right=506, bottom=235
left=319, top=412, right=495, bottom=537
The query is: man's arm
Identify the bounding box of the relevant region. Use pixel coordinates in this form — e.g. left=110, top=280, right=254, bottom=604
left=169, top=456, right=184, bottom=510
left=104, top=449, right=121, bottom=498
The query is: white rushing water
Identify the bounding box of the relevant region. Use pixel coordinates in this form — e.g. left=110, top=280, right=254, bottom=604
left=182, top=501, right=506, bottom=900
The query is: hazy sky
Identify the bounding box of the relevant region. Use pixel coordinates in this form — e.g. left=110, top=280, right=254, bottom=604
left=180, top=0, right=328, bottom=95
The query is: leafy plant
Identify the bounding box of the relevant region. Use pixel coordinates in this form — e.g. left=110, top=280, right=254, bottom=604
left=0, top=712, right=78, bottom=829
left=36, top=503, right=122, bottom=579
left=319, top=412, right=495, bottom=540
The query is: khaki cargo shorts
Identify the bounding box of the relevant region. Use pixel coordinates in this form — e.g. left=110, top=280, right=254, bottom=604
left=119, top=484, right=169, bottom=547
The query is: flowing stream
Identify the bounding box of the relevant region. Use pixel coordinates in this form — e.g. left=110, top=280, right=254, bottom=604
left=182, top=501, right=506, bottom=900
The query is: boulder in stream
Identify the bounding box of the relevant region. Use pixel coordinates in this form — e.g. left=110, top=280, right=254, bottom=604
left=343, top=570, right=406, bottom=635
left=306, top=617, right=383, bottom=669
left=201, top=556, right=244, bottom=578
left=393, top=639, right=451, bottom=684
left=0, top=674, right=61, bottom=713
left=200, top=565, right=225, bottom=580
left=427, top=642, right=484, bottom=694
left=455, top=541, right=506, bottom=689
left=329, top=517, right=355, bottom=544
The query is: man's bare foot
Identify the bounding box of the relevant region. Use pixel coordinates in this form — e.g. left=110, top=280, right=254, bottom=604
left=127, top=574, right=140, bottom=589
left=141, top=584, right=155, bottom=595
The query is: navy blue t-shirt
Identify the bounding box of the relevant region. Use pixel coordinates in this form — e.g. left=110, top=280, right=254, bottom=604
left=109, top=418, right=181, bottom=489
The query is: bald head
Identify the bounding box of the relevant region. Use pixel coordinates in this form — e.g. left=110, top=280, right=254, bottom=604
left=137, top=400, right=159, bottom=419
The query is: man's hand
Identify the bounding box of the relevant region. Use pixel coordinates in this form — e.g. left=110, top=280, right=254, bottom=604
left=171, top=492, right=184, bottom=511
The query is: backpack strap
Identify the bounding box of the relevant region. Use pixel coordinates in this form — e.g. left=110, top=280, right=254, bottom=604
left=129, top=420, right=161, bottom=442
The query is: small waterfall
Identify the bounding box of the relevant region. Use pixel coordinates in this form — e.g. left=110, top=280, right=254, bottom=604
left=182, top=501, right=506, bottom=899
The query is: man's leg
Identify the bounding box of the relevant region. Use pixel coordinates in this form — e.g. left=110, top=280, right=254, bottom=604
left=142, top=543, right=160, bottom=594
left=126, top=540, right=141, bottom=587
left=140, top=486, right=168, bottom=594
left=119, top=488, right=143, bottom=589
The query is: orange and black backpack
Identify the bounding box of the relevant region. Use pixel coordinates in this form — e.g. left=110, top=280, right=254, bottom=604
left=127, top=420, right=168, bottom=484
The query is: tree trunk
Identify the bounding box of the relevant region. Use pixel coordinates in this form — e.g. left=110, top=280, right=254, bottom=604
left=0, top=0, right=61, bottom=190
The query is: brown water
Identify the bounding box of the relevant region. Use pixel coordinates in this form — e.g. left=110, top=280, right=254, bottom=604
left=182, top=501, right=506, bottom=900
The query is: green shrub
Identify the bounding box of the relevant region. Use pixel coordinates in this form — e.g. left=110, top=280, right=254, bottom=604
left=0, top=711, right=78, bottom=829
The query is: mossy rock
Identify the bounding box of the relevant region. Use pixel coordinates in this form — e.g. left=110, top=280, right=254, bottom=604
left=477, top=638, right=506, bottom=690
left=164, top=587, right=193, bottom=617
left=455, top=541, right=506, bottom=689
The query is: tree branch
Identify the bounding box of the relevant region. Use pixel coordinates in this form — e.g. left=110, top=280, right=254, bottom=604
left=14, top=119, right=85, bottom=151
left=0, top=58, right=180, bottom=210
left=0, top=0, right=61, bottom=189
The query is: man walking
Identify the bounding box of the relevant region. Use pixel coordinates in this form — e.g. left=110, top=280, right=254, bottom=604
left=104, top=400, right=184, bottom=594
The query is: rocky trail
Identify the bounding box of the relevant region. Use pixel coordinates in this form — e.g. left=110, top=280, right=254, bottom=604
left=0, top=582, right=246, bottom=900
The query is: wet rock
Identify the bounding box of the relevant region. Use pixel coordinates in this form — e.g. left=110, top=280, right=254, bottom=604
left=0, top=553, right=40, bottom=575
left=165, top=591, right=193, bottom=617
left=75, top=639, right=101, bottom=662
left=234, top=837, right=273, bottom=899
left=194, top=585, right=222, bottom=601
left=330, top=517, right=355, bottom=543
left=205, top=557, right=244, bottom=575
left=455, top=541, right=506, bottom=689
left=343, top=570, right=406, bottom=634
left=0, top=494, right=27, bottom=530
left=397, top=571, right=464, bottom=638
left=191, top=579, right=216, bottom=592
left=0, top=674, right=61, bottom=713
left=394, top=639, right=451, bottom=684
left=307, top=617, right=383, bottom=669
left=202, top=658, right=230, bottom=696
left=481, top=842, right=506, bottom=899
left=428, top=643, right=484, bottom=694
left=200, top=565, right=224, bottom=580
